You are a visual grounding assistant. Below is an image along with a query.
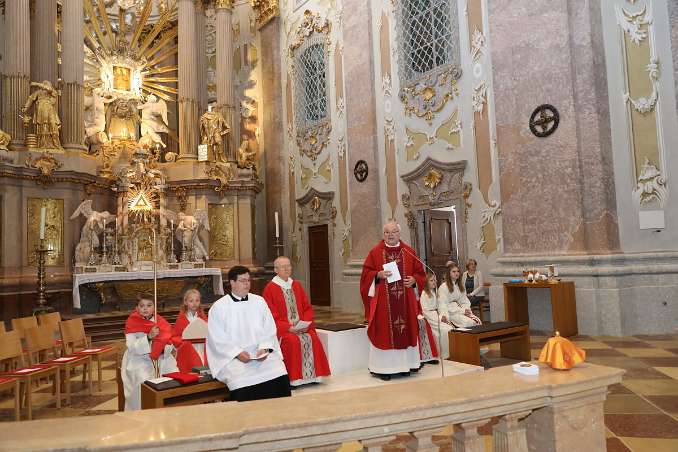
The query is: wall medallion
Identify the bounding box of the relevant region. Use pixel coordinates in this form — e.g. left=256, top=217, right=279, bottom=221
left=354, top=160, right=368, bottom=182
left=529, top=104, right=559, bottom=138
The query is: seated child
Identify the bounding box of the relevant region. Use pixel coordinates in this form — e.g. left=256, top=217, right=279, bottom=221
left=438, top=263, right=482, bottom=328
left=172, top=289, right=208, bottom=373
left=420, top=271, right=452, bottom=359
left=121, top=293, right=177, bottom=411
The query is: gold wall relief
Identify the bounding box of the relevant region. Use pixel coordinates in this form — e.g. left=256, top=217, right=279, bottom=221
left=234, top=47, right=242, bottom=73
left=296, top=120, right=331, bottom=161
left=300, top=155, right=332, bottom=189
left=405, top=127, right=429, bottom=161
left=400, top=66, right=461, bottom=124
left=25, top=152, right=64, bottom=187
left=379, top=11, right=391, bottom=80
left=405, top=109, right=461, bottom=161
left=296, top=188, right=335, bottom=227
left=436, top=109, right=462, bottom=149
left=252, top=0, right=280, bottom=30
left=208, top=203, right=235, bottom=260
left=27, top=198, right=64, bottom=267
left=289, top=10, right=331, bottom=53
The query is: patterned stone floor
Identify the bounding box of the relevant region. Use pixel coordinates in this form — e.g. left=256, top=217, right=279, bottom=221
left=1, top=307, right=677, bottom=452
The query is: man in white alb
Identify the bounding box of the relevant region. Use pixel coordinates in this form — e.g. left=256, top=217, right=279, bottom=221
left=207, top=265, right=291, bottom=401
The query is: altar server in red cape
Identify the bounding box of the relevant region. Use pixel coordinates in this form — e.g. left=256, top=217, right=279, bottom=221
left=262, top=256, right=330, bottom=386
left=172, top=289, right=209, bottom=373
left=121, top=293, right=177, bottom=411
left=360, top=220, right=427, bottom=380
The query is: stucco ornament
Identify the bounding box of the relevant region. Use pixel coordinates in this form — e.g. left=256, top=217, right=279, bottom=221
left=616, top=4, right=652, bottom=45
left=632, top=158, right=667, bottom=208
left=25, top=152, right=63, bottom=186
left=400, top=66, right=461, bottom=124
left=289, top=10, right=331, bottom=53
left=476, top=200, right=501, bottom=253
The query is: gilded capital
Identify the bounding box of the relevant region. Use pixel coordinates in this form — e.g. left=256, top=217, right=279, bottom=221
left=215, top=0, right=233, bottom=10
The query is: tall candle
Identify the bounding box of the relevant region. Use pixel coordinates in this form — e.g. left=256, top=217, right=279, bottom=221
left=39, top=206, right=46, bottom=240
left=171, top=219, right=174, bottom=230
left=274, top=211, right=279, bottom=238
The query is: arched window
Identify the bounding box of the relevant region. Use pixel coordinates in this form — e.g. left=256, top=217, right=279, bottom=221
left=295, top=41, right=328, bottom=130
left=397, top=0, right=459, bottom=85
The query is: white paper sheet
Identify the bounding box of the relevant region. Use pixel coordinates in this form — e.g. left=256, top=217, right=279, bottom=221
left=253, top=351, right=270, bottom=360
left=79, top=348, right=103, bottom=353
left=14, top=368, right=41, bottom=374
left=52, top=357, right=78, bottom=362
left=147, top=377, right=174, bottom=384
left=382, top=261, right=401, bottom=283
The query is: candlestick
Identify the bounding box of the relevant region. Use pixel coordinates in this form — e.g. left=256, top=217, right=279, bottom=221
left=33, top=238, right=55, bottom=315
left=274, top=211, right=279, bottom=238
left=39, top=206, right=46, bottom=240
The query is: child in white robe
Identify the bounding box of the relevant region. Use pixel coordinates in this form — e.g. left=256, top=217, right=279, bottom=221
left=420, top=272, right=454, bottom=359
left=438, top=263, right=482, bottom=328
left=121, top=294, right=178, bottom=411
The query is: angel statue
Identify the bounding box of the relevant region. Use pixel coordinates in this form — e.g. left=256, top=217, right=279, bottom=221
left=199, top=104, right=230, bottom=163
left=164, top=210, right=210, bottom=262
left=138, top=94, right=169, bottom=138
left=84, top=87, right=113, bottom=146
left=22, top=80, right=62, bottom=149
left=70, top=200, right=115, bottom=265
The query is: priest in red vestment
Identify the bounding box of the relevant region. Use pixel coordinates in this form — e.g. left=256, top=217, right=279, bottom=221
left=360, top=220, right=427, bottom=380
left=262, top=256, right=331, bottom=387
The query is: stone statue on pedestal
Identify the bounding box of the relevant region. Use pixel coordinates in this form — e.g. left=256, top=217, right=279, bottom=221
left=70, top=200, right=115, bottom=265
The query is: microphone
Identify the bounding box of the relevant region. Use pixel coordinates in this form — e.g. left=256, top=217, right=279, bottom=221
left=400, top=246, right=446, bottom=378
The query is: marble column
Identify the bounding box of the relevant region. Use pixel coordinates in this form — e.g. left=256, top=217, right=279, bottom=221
left=261, top=20, right=285, bottom=262
left=195, top=1, right=208, bottom=113
left=2, top=0, right=31, bottom=148
left=215, top=0, right=236, bottom=162
left=177, top=0, right=199, bottom=160
left=342, top=0, right=383, bottom=258
left=669, top=0, right=678, bottom=112
left=61, top=0, right=86, bottom=152
left=30, top=0, right=58, bottom=85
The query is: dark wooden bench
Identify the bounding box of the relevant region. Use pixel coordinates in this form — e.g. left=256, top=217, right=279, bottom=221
left=448, top=321, right=531, bottom=366
left=140, top=376, right=228, bottom=410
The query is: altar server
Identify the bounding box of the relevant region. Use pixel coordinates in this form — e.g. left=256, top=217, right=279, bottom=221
left=420, top=272, right=453, bottom=359
left=207, top=266, right=291, bottom=401
left=172, top=289, right=208, bottom=373
left=262, top=256, right=330, bottom=387
left=438, top=263, right=482, bottom=328
left=122, top=293, right=178, bottom=411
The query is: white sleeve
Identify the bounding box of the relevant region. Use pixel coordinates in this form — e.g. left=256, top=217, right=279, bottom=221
left=472, top=271, right=485, bottom=297
left=458, top=289, right=472, bottom=310
left=437, top=284, right=450, bottom=318
left=206, top=304, right=243, bottom=371
left=256, top=302, right=278, bottom=351
left=125, top=332, right=151, bottom=356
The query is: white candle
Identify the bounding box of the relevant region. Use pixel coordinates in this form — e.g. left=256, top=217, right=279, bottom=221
left=39, top=206, right=46, bottom=240
left=115, top=217, right=118, bottom=233
left=274, top=211, right=279, bottom=238
left=171, top=219, right=174, bottom=230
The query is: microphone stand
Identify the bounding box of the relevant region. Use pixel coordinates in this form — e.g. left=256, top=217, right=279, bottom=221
left=401, top=246, right=446, bottom=378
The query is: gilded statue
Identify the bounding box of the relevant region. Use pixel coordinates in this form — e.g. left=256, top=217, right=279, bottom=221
left=199, top=105, right=230, bottom=163
left=0, top=129, right=10, bottom=151
left=236, top=137, right=258, bottom=172
left=106, top=97, right=140, bottom=140
left=21, top=80, right=62, bottom=149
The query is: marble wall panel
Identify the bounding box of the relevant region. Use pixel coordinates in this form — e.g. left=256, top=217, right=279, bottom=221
left=488, top=0, right=618, bottom=255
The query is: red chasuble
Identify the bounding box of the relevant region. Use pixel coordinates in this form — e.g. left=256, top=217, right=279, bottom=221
left=262, top=280, right=331, bottom=382
left=171, top=310, right=208, bottom=373
left=124, top=311, right=173, bottom=360
left=360, top=240, right=426, bottom=350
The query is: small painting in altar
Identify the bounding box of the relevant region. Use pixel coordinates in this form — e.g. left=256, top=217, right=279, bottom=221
left=113, top=66, right=132, bottom=92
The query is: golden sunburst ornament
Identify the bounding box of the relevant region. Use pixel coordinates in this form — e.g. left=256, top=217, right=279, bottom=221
left=84, top=0, right=178, bottom=102
left=424, top=169, right=442, bottom=189
left=127, top=182, right=159, bottom=223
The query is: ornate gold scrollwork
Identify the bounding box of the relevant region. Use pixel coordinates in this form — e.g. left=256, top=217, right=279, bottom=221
left=25, top=152, right=64, bottom=187
left=289, top=10, right=331, bottom=53
left=208, top=203, right=235, bottom=260
left=297, top=121, right=331, bottom=162
left=423, top=169, right=442, bottom=189
left=27, top=198, right=64, bottom=266
left=251, top=0, right=279, bottom=29
left=204, top=163, right=235, bottom=194
left=400, top=66, right=462, bottom=124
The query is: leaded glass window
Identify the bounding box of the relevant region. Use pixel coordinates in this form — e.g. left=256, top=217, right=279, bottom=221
left=294, top=40, right=328, bottom=131
left=397, top=0, right=459, bottom=85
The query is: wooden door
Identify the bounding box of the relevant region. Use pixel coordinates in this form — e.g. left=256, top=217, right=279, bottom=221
left=425, top=210, right=457, bottom=280
left=308, top=224, right=331, bottom=306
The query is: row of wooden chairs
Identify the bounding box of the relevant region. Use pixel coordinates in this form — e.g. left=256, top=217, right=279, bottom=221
left=0, top=314, right=119, bottom=420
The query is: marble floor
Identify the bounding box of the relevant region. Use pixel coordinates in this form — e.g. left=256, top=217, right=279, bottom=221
left=1, top=307, right=677, bottom=452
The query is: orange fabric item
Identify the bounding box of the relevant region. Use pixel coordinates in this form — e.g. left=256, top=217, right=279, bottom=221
left=538, top=331, right=586, bottom=370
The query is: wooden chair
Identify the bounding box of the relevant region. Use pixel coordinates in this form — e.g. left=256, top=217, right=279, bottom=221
left=60, top=318, right=119, bottom=392
left=37, top=311, right=62, bottom=348
left=24, top=325, right=92, bottom=406
left=0, top=377, right=21, bottom=421
left=0, top=322, right=6, bottom=334
left=11, top=316, right=38, bottom=345
left=0, top=330, right=60, bottom=420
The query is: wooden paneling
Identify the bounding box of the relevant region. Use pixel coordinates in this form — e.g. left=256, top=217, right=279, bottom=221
left=308, top=225, right=331, bottom=307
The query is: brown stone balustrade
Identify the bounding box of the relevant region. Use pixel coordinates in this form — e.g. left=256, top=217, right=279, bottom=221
left=0, top=363, right=622, bottom=451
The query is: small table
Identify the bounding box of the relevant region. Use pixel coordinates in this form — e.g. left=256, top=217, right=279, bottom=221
left=140, top=377, right=228, bottom=410
left=448, top=322, right=531, bottom=366
left=503, top=281, right=578, bottom=337
left=316, top=323, right=369, bottom=375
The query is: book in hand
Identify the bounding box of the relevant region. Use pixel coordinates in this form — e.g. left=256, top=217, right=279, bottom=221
left=290, top=320, right=311, bottom=333
left=382, top=261, right=402, bottom=283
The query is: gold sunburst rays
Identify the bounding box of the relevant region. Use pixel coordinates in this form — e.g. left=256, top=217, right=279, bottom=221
left=83, top=0, right=178, bottom=102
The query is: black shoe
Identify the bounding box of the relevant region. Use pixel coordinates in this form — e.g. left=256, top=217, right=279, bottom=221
left=377, top=374, right=391, bottom=381
left=428, top=360, right=440, bottom=365
left=399, top=371, right=411, bottom=377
